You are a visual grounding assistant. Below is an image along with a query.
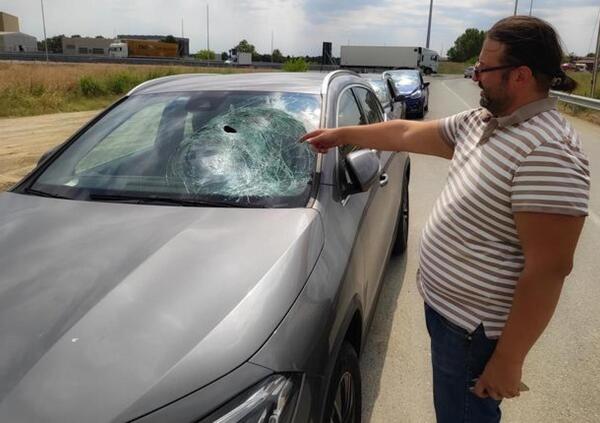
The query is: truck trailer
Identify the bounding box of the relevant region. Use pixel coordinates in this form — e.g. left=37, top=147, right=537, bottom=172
left=340, top=46, right=439, bottom=74
left=109, top=39, right=178, bottom=58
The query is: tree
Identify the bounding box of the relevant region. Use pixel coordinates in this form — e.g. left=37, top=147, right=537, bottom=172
left=95, top=35, right=104, bottom=39
left=37, top=34, right=64, bottom=53
left=272, top=49, right=283, bottom=63
left=196, top=49, right=216, bottom=60
left=235, top=39, right=256, bottom=54
left=221, top=51, right=229, bottom=60
left=587, top=52, right=595, bottom=58
left=447, top=28, right=485, bottom=62
left=161, top=35, right=178, bottom=44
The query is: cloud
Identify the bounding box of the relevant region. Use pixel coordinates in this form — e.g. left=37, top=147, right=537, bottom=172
left=1, top=0, right=597, bottom=56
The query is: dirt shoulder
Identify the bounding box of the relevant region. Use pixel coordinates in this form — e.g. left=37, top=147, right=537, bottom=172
left=0, top=110, right=99, bottom=191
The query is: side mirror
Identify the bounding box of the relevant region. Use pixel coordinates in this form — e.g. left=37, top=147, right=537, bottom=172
left=423, top=82, right=430, bottom=88
left=343, top=149, right=380, bottom=196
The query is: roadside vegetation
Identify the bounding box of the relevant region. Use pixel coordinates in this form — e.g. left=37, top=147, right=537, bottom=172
left=0, top=62, right=269, bottom=118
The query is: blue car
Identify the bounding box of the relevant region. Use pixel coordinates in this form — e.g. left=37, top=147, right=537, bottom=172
left=383, top=69, right=430, bottom=118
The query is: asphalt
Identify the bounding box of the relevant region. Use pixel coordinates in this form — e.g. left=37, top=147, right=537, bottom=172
left=360, top=75, right=600, bottom=422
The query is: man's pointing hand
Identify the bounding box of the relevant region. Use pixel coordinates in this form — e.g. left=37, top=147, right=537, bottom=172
left=299, top=128, right=342, bottom=153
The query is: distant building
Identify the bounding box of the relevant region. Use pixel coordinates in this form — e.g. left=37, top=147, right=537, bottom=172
left=0, top=31, right=37, bottom=52
left=0, top=11, right=19, bottom=32
left=118, top=34, right=189, bottom=56
left=62, top=37, right=116, bottom=55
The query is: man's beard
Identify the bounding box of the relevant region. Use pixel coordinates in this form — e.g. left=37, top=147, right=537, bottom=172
left=479, top=82, right=511, bottom=116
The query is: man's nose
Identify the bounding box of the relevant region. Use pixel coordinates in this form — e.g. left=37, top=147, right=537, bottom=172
left=472, top=71, right=479, bottom=82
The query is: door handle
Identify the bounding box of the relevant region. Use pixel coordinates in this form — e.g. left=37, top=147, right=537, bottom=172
left=379, top=172, right=389, bottom=187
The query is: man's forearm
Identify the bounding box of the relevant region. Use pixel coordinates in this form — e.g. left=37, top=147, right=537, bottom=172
left=493, top=268, right=566, bottom=364
left=334, top=119, right=454, bottom=159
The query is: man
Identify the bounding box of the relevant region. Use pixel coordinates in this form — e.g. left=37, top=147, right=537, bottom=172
left=301, top=16, right=590, bottom=423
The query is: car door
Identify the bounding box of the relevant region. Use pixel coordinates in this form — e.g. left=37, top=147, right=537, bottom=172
left=352, top=86, right=404, bottom=314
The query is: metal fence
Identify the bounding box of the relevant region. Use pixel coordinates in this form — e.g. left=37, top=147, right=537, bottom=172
left=0, top=51, right=339, bottom=71
left=550, top=90, right=600, bottom=111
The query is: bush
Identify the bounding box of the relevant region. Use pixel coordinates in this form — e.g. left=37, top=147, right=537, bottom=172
left=79, top=76, right=105, bottom=96
left=282, top=58, right=309, bottom=72
left=105, top=72, right=142, bottom=95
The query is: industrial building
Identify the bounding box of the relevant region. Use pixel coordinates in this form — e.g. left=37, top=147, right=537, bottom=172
left=62, top=37, right=116, bottom=55
left=118, top=34, right=189, bottom=56
left=0, top=11, right=37, bottom=52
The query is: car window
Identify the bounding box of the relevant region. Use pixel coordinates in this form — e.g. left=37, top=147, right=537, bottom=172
left=30, top=91, right=321, bottom=208
left=353, top=87, right=384, bottom=124
left=336, top=89, right=365, bottom=157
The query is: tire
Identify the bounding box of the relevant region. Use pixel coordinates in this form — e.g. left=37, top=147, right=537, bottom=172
left=324, top=342, right=362, bottom=423
left=392, top=173, right=410, bottom=255
left=414, top=104, right=425, bottom=119
left=424, top=67, right=432, bottom=75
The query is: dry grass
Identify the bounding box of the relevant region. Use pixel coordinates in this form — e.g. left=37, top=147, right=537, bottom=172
left=0, top=61, right=270, bottom=117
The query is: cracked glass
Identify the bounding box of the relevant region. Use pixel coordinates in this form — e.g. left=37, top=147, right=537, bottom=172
left=31, top=91, right=320, bottom=208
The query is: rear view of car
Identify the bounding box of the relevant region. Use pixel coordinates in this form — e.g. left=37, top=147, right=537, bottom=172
left=464, top=66, right=475, bottom=78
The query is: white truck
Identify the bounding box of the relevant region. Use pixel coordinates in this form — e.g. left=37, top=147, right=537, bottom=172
left=340, top=46, right=439, bottom=74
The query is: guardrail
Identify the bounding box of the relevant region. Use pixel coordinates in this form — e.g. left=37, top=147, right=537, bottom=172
left=550, top=90, right=600, bottom=111
left=0, top=52, right=339, bottom=71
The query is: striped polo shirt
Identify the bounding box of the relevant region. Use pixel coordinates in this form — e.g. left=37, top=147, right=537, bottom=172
left=417, top=97, right=590, bottom=339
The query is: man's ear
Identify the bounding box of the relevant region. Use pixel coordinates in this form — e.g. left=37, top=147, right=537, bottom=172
left=514, top=65, right=534, bottom=85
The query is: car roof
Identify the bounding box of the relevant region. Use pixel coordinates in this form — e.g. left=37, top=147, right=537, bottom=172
left=129, top=72, right=333, bottom=96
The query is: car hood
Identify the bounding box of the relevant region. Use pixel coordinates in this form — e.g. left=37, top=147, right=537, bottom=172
left=0, top=192, right=323, bottom=423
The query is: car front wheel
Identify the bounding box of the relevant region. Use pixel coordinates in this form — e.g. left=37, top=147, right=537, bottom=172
left=325, top=342, right=361, bottom=423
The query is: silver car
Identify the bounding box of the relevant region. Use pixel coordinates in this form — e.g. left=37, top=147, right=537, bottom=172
left=365, top=73, right=406, bottom=120
left=0, top=71, right=410, bottom=423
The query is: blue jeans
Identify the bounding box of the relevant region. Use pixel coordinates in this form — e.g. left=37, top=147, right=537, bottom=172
left=425, top=303, right=502, bottom=423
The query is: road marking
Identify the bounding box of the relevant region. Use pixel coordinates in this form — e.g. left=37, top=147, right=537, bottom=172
left=589, top=210, right=600, bottom=227
left=441, top=80, right=474, bottom=109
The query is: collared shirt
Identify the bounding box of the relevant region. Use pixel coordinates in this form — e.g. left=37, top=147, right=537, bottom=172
left=417, top=97, right=590, bottom=339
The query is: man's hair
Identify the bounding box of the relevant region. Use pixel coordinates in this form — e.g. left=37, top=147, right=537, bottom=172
left=487, top=15, right=577, bottom=92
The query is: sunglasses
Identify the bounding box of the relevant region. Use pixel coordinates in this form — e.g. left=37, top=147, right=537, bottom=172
left=473, top=62, right=520, bottom=76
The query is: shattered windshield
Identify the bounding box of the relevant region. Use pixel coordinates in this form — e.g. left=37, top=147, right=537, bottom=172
left=29, top=91, right=320, bottom=207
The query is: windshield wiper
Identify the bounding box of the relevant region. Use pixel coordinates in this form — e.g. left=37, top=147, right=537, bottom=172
left=87, top=193, right=255, bottom=208
left=24, top=187, right=70, bottom=199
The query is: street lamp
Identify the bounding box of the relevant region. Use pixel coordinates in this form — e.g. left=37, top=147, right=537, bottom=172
left=514, top=0, right=519, bottom=16
left=40, top=0, right=49, bottom=61
left=426, top=0, right=433, bottom=48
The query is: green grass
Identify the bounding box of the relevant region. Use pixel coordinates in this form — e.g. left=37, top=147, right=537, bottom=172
left=0, top=63, right=271, bottom=118
left=438, top=61, right=471, bottom=75
left=282, top=58, right=309, bottom=72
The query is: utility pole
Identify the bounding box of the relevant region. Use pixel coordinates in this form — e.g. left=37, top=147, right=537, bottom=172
left=206, top=4, right=210, bottom=52
left=514, top=0, right=519, bottom=16
left=271, top=30, right=274, bottom=62
left=426, top=0, right=433, bottom=48
left=181, top=18, right=184, bottom=38
left=529, top=0, right=533, bottom=16
left=40, top=0, right=49, bottom=62
left=592, top=13, right=600, bottom=98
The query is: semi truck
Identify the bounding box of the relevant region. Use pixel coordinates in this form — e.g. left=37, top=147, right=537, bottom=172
left=340, top=46, right=439, bottom=74
left=108, top=39, right=178, bottom=58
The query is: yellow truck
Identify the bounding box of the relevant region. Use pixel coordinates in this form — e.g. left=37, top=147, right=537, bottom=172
left=109, top=39, right=178, bottom=58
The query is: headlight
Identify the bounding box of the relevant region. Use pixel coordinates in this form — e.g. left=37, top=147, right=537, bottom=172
left=200, top=374, right=302, bottom=423
left=409, top=90, right=422, bottom=99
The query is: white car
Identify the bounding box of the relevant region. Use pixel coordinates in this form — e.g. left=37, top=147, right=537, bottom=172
left=464, top=66, right=475, bottom=78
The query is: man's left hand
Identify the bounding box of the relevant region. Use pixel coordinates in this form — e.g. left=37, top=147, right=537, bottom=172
left=472, top=353, right=523, bottom=400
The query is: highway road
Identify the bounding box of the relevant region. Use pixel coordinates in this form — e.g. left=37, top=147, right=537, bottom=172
left=361, top=75, right=600, bottom=422
left=0, top=74, right=598, bottom=422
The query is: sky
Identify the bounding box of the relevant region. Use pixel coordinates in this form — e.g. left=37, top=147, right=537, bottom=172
left=2, top=0, right=599, bottom=57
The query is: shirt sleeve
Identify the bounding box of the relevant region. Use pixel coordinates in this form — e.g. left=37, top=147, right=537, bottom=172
left=511, top=141, right=590, bottom=216
left=437, top=109, right=476, bottom=148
